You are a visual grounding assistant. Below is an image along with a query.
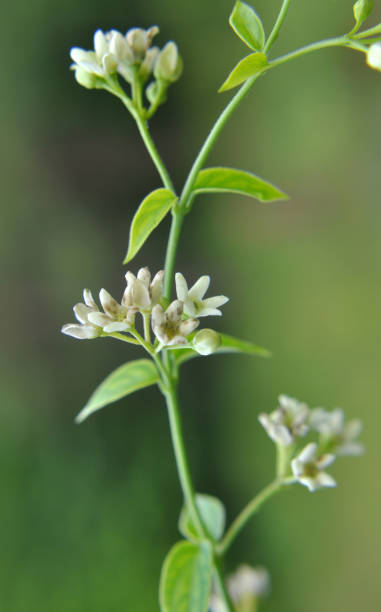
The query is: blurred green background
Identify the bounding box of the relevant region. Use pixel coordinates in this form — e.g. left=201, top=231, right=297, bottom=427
left=1, top=0, right=380, bottom=610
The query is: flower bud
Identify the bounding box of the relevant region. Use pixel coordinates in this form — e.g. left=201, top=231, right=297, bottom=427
left=140, top=46, right=160, bottom=81
left=192, top=329, right=221, bottom=356
left=126, top=28, right=150, bottom=60
left=74, top=66, right=97, bottom=89
left=367, top=42, right=381, bottom=71
left=108, top=30, right=133, bottom=62
left=154, top=42, right=183, bottom=82
left=353, top=0, right=373, bottom=25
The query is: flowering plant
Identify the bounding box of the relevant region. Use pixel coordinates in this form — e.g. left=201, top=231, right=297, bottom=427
left=62, top=1, right=379, bottom=609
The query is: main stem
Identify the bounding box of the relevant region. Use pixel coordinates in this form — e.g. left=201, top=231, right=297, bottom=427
left=163, top=383, right=206, bottom=537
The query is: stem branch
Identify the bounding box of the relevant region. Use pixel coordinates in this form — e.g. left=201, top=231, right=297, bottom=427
left=218, top=480, right=284, bottom=556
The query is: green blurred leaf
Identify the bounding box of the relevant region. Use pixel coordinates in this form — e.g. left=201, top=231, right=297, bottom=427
left=179, top=494, right=226, bottom=543
left=76, top=359, right=159, bottom=423
left=172, top=333, right=271, bottom=365
left=219, top=52, right=267, bottom=92
left=123, top=188, right=177, bottom=264
left=229, top=1, right=265, bottom=50
left=159, top=541, right=213, bottom=612
left=193, top=167, right=288, bottom=202
left=353, top=0, right=373, bottom=27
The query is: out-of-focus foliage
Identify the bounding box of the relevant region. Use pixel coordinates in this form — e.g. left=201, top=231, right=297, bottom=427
left=1, top=1, right=380, bottom=610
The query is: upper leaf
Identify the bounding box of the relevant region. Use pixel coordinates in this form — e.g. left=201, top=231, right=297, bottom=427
left=123, top=188, right=177, bottom=264
left=353, top=0, right=373, bottom=28
left=193, top=167, right=288, bottom=202
left=179, top=494, right=226, bottom=543
left=172, top=332, right=271, bottom=366
left=75, top=359, right=159, bottom=423
left=159, top=541, right=213, bottom=612
left=230, top=1, right=265, bottom=51
left=219, top=53, right=268, bottom=92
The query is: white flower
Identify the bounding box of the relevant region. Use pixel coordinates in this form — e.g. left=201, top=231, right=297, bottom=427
left=310, top=408, right=364, bottom=456
left=175, top=273, right=229, bottom=317
left=258, top=394, right=310, bottom=446
left=151, top=300, right=199, bottom=346
left=70, top=30, right=118, bottom=79
left=61, top=289, right=102, bottom=339
left=208, top=594, right=226, bottom=612
left=228, top=565, right=270, bottom=604
left=367, top=43, right=381, bottom=71
left=87, top=288, right=134, bottom=332
left=124, top=268, right=164, bottom=312
left=291, top=442, right=336, bottom=492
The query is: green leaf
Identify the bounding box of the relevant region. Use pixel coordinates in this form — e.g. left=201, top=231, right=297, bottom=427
left=193, top=167, right=288, bottom=203
left=123, top=188, right=177, bottom=264
left=353, top=0, right=373, bottom=27
left=159, top=541, right=213, bottom=612
left=230, top=1, right=265, bottom=51
left=75, top=359, right=159, bottom=423
left=172, top=333, right=271, bottom=366
left=219, top=52, right=267, bottom=92
left=179, top=494, right=226, bottom=543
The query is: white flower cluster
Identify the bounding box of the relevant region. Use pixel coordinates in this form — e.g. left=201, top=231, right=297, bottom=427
left=209, top=565, right=270, bottom=611
left=62, top=268, right=228, bottom=351
left=259, top=395, right=363, bottom=492
left=70, top=27, right=182, bottom=101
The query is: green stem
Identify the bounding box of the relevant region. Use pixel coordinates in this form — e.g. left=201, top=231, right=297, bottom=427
left=135, top=115, right=175, bottom=192
left=214, top=562, right=234, bottom=612
left=163, top=384, right=206, bottom=537
left=269, top=36, right=350, bottom=70
left=142, top=312, right=152, bottom=344
left=265, top=0, right=292, bottom=53
left=354, top=24, right=381, bottom=39
left=218, top=480, right=283, bottom=556
left=163, top=210, right=185, bottom=300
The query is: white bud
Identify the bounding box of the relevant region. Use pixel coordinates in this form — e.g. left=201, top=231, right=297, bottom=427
left=367, top=43, right=381, bottom=71
left=193, top=329, right=221, bottom=355
left=154, top=42, right=183, bottom=82
left=94, top=30, right=108, bottom=60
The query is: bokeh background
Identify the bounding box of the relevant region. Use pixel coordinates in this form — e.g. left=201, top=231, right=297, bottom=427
left=2, top=0, right=380, bottom=610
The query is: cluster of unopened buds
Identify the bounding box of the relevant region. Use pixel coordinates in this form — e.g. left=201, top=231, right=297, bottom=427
left=62, top=268, right=228, bottom=355
left=259, top=395, right=363, bottom=492
left=70, top=27, right=182, bottom=116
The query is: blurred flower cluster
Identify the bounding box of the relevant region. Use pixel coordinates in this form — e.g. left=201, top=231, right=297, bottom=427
left=70, top=27, right=182, bottom=115
left=62, top=267, right=228, bottom=354
left=259, top=395, right=363, bottom=492
left=210, top=565, right=270, bottom=612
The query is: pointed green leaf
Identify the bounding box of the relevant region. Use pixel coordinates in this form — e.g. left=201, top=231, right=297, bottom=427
left=159, top=541, right=213, bottom=612
left=179, top=494, right=226, bottom=543
left=230, top=1, right=265, bottom=51
left=193, top=167, right=288, bottom=202
left=123, top=188, right=177, bottom=264
left=353, top=0, right=373, bottom=28
left=219, top=52, right=267, bottom=92
left=172, top=333, right=271, bottom=366
left=76, top=359, right=159, bottom=423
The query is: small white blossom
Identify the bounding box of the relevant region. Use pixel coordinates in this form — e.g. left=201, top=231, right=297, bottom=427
left=291, top=442, right=336, bottom=492
left=228, top=565, right=270, bottom=604
left=175, top=272, right=229, bottom=317
left=151, top=300, right=199, bottom=346
left=367, top=43, right=381, bottom=71
left=61, top=289, right=102, bottom=339
left=258, top=394, right=310, bottom=446
left=310, top=408, right=364, bottom=456
left=70, top=30, right=118, bottom=79
left=208, top=594, right=226, bottom=612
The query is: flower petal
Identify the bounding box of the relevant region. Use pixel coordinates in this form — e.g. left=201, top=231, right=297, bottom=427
left=175, top=272, right=189, bottom=301
left=188, top=275, right=210, bottom=300
left=73, top=303, right=93, bottom=324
